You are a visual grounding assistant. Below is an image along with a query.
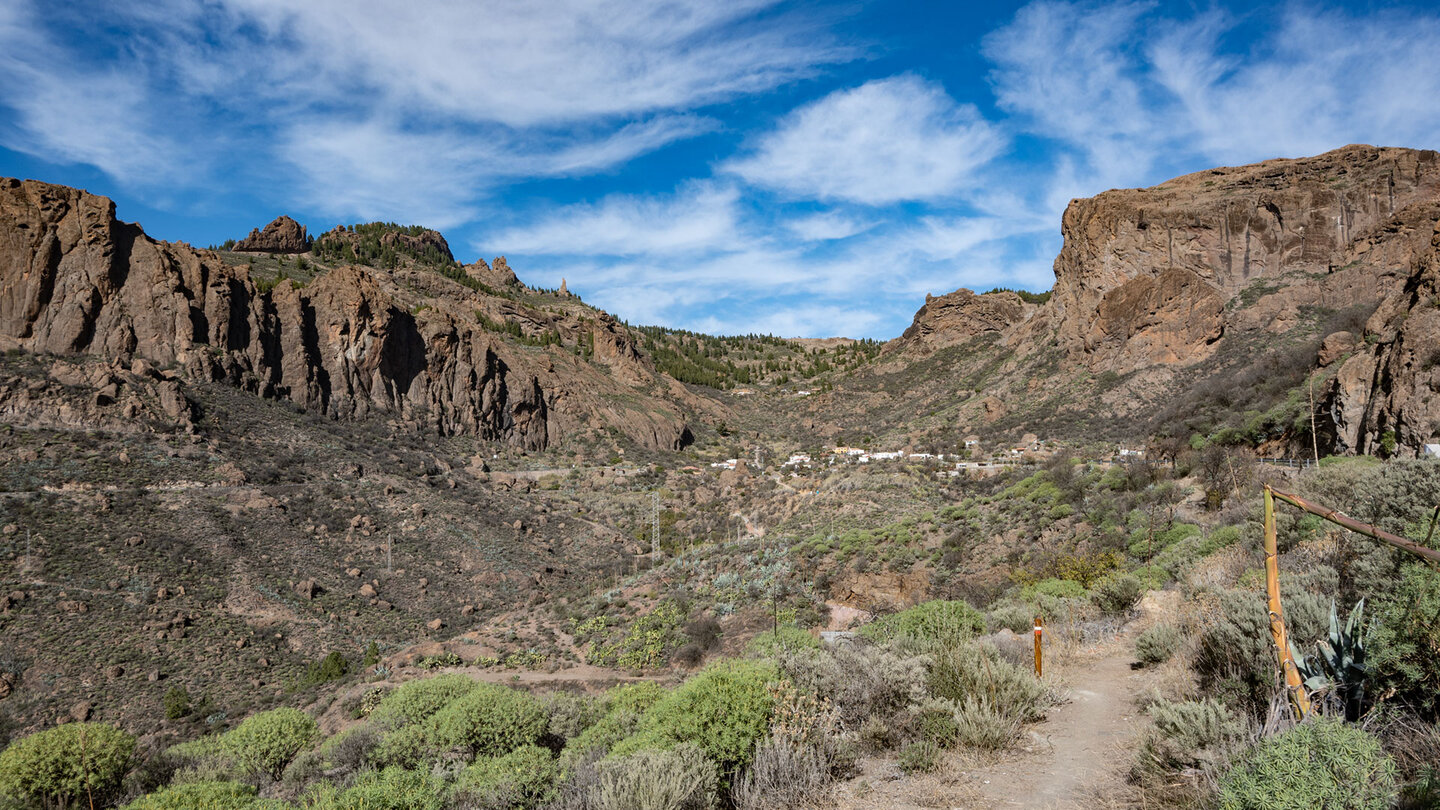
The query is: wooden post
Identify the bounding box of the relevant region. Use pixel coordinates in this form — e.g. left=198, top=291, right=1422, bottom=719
left=1268, top=487, right=1440, bottom=567
left=1263, top=486, right=1311, bottom=718
left=1033, top=615, right=1043, bottom=678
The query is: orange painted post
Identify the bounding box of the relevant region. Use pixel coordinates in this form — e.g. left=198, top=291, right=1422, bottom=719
left=1263, top=486, right=1311, bottom=718
left=1033, top=615, right=1043, bottom=677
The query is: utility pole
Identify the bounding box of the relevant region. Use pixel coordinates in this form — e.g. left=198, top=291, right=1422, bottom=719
left=386, top=535, right=393, bottom=574
left=1308, top=376, right=1320, bottom=465
left=650, top=492, right=660, bottom=561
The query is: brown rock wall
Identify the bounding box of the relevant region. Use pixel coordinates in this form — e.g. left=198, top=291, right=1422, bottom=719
left=0, top=178, right=691, bottom=451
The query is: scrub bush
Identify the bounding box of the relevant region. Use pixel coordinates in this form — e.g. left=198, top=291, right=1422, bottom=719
left=1219, top=717, right=1397, bottom=810
left=221, top=707, right=317, bottom=781
left=0, top=722, right=135, bottom=808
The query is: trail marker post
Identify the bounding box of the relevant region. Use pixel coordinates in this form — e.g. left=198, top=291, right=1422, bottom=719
left=1033, top=616, right=1044, bottom=677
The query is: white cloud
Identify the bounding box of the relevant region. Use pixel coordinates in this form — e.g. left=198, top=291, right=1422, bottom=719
left=213, top=0, right=849, bottom=127
left=0, top=0, right=846, bottom=209
left=281, top=114, right=717, bottom=227
left=484, top=182, right=743, bottom=257
left=0, top=4, right=190, bottom=184
left=723, top=75, right=1006, bottom=204
left=1147, top=7, right=1440, bottom=165
left=688, top=305, right=887, bottom=339
left=783, top=211, right=873, bottom=242
left=984, top=1, right=1440, bottom=189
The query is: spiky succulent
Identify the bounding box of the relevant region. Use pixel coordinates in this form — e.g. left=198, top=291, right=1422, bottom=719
left=1291, top=599, right=1368, bottom=721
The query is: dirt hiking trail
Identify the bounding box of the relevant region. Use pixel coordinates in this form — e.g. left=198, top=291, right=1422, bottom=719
left=961, top=591, right=1178, bottom=808
left=835, top=592, right=1175, bottom=809
left=960, top=631, right=1141, bottom=808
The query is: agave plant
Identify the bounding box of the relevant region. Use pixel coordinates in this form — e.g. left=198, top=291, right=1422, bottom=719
left=1291, top=599, right=1368, bottom=721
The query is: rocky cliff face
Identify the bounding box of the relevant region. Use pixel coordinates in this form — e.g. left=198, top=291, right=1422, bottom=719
left=1327, top=220, right=1440, bottom=455
left=1042, top=145, right=1440, bottom=372
left=887, top=289, right=1033, bottom=354
left=859, top=145, right=1440, bottom=455
left=233, top=215, right=311, bottom=253
left=0, top=179, right=693, bottom=451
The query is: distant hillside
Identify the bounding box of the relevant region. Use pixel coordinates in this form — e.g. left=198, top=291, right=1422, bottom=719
left=804, top=145, right=1440, bottom=458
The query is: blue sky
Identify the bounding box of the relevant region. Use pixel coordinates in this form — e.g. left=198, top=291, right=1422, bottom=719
left=3, top=1, right=1439, bottom=339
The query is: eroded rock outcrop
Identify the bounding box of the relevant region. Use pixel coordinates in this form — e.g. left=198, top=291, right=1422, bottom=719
left=889, top=289, right=1032, bottom=354
left=233, top=216, right=311, bottom=253
left=1043, top=145, right=1440, bottom=371
left=1326, top=220, right=1440, bottom=455
left=464, top=256, right=522, bottom=289
left=0, top=179, right=693, bottom=451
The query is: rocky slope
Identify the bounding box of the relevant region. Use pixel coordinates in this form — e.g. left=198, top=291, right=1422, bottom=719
left=815, top=144, right=1440, bottom=456
left=0, top=178, right=697, bottom=452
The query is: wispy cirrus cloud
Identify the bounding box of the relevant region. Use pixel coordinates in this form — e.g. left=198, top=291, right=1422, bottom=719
left=0, top=0, right=850, bottom=219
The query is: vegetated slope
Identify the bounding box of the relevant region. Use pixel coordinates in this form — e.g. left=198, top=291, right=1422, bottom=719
left=0, top=178, right=701, bottom=453
left=804, top=144, right=1440, bottom=457
left=0, top=349, right=654, bottom=740
left=633, top=325, right=882, bottom=390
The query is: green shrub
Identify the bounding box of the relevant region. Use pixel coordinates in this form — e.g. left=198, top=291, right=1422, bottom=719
left=163, top=686, right=193, bottom=720
left=613, top=659, right=777, bottom=776
left=560, top=684, right=667, bottom=768
left=912, top=699, right=962, bottom=748
left=775, top=645, right=927, bottom=729
left=1219, top=717, right=1398, bottom=810
left=730, top=733, right=835, bottom=810
left=927, top=645, right=1044, bottom=723
left=1133, top=698, right=1245, bottom=784
left=221, top=707, right=317, bottom=780
left=450, top=744, right=558, bottom=809
left=415, top=652, right=464, bottom=671
left=1198, top=525, right=1243, bottom=556
left=372, top=723, right=433, bottom=769
left=1368, top=563, right=1440, bottom=718
left=428, top=682, right=547, bottom=758
left=1195, top=589, right=1270, bottom=709
left=1149, top=699, right=1243, bottom=755
left=164, top=735, right=234, bottom=784
left=593, top=743, right=717, bottom=810
left=302, top=651, right=350, bottom=686
left=744, top=627, right=818, bottom=657
left=1021, top=578, right=1088, bottom=602
left=898, top=740, right=940, bottom=774
left=302, top=765, right=443, bottom=810
left=859, top=600, right=984, bottom=646
left=0, top=723, right=135, bottom=808
left=121, top=781, right=263, bottom=809
left=1135, top=624, right=1183, bottom=666
left=954, top=696, right=1024, bottom=749
left=604, top=682, right=668, bottom=716
left=1091, top=575, right=1144, bottom=614
left=986, top=601, right=1034, bottom=634
left=368, top=674, right=477, bottom=728
left=542, top=692, right=606, bottom=745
